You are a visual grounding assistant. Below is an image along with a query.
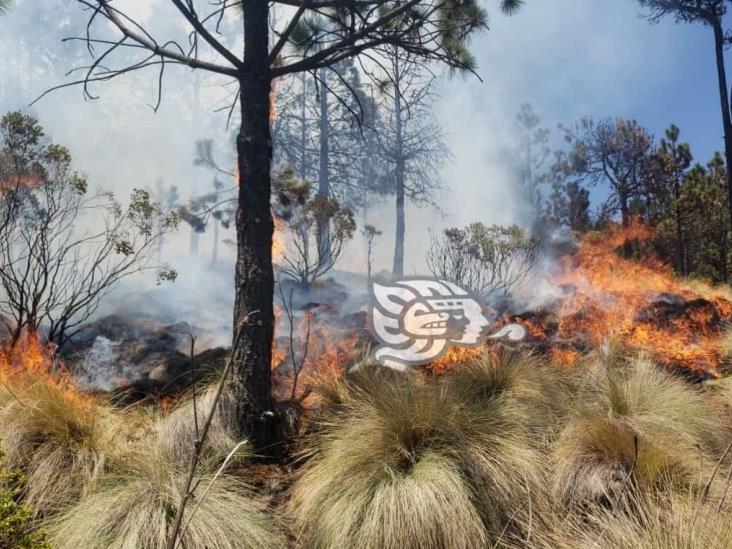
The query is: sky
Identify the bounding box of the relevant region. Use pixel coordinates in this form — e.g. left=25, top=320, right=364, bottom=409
left=0, top=0, right=728, bottom=278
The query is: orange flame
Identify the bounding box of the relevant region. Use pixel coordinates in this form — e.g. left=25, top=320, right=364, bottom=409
left=546, top=221, right=731, bottom=375
left=272, top=217, right=286, bottom=264
left=0, top=332, right=93, bottom=407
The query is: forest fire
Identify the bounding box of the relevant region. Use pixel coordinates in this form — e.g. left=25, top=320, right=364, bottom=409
left=517, top=222, right=732, bottom=378
left=0, top=332, right=93, bottom=410
left=266, top=221, right=732, bottom=382
left=0, top=332, right=55, bottom=377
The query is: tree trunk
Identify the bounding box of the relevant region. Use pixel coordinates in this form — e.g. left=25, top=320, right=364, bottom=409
left=299, top=72, right=308, bottom=180
left=316, top=68, right=332, bottom=265
left=712, top=20, right=732, bottom=236
left=392, top=54, right=405, bottom=276
left=673, top=182, right=685, bottom=275
left=231, top=0, right=277, bottom=456
left=211, top=216, right=219, bottom=265
left=190, top=71, right=203, bottom=258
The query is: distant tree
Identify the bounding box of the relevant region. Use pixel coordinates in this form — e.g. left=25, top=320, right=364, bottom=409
left=362, top=224, right=383, bottom=283
left=0, top=1, right=11, bottom=15
left=426, top=223, right=539, bottom=301
left=637, top=0, right=732, bottom=235
left=185, top=139, right=237, bottom=264
left=677, top=152, right=731, bottom=282
left=273, top=168, right=355, bottom=288
left=149, top=179, right=180, bottom=263
left=272, top=55, right=380, bottom=264
left=372, top=45, right=449, bottom=275
left=545, top=179, right=592, bottom=232
left=560, top=117, right=653, bottom=227
left=514, top=103, right=550, bottom=225
left=646, top=125, right=693, bottom=273
left=0, top=112, right=178, bottom=349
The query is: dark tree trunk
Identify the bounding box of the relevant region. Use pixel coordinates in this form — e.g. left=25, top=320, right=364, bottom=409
left=392, top=55, right=405, bottom=276
left=231, top=0, right=277, bottom=456
left=712, top=19, right=732, bottom=236
left=674, top=184, right=686, bottom=275
left=211, top=217, right=219, bottom=265
left=393, top=168, right=405, bottom=276
left=316, top=68, right=332, bottom=265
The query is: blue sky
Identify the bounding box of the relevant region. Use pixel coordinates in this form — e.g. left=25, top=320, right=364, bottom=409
left=433, top=0, right=731, bottom=234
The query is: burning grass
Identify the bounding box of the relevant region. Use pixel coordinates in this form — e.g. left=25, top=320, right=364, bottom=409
left=0, top=336, right=140, bottom=516
left=1, top=341, right=732, bottom=548
left=523, top=221, right=732, bottom=377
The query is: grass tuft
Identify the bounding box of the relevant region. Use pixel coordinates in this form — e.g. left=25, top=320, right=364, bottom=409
left=0, top=371, right=133, bottom=515
left=551, top=354, right=723, bottom=509
left=45, top=443, right=284, bottom=549
left=290, top=351, right=558, bottom=548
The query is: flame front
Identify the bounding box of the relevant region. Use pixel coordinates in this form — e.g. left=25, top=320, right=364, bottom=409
left=0, top=332, right=93, bottom=408
left=543, top=221, right=732, bottom=375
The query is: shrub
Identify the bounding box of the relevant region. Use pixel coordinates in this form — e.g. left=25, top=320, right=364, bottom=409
left=0, top=447, right=49, bottom=549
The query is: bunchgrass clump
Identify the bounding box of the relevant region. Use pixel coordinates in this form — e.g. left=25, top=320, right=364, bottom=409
left=290, top=352, right=559, bottom=548
left=156, top=382, right=240, bottom=468
left=551, top=354, right=724, bottom=509
left=535, top=484, right=732, bottom=549
left=0, top=370, right=134, bottom=515
left=45, top=441, right=285, bottom=549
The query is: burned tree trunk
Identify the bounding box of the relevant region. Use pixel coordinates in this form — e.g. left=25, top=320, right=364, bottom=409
left=232, top=0, right=277, bottom=456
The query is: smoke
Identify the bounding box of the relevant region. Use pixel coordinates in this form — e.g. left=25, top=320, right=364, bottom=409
left=0, top=0, right=691, bottom=341
left=343, top=0, right=685, bottom=276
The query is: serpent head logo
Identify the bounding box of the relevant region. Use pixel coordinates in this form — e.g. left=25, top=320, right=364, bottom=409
left=369, top=278, right=526, bottom=370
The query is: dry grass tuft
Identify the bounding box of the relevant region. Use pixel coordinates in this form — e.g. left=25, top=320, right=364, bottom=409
left=0, top=370, right=135, bottom=515
left=156, top=382, right=240, bottom=468
left=551, top=354, right=723, bottom=510
left=45, top=442, right=285, bottom=549
left=290, top=351, right=559, bottom=548
left=526, top=484, right=732, bottom=549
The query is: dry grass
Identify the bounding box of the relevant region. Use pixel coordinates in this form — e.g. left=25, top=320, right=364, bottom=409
left=0, top=370, right=137, bottom=516
left=44, top=442, right=285, bottom=549
left=156, top=382, right=241, bottom=468
left=523, top=483, right=732, bottom=549
left=289, top=353, right=560, bottom=548
left=551, top=354, right=725, bottom=510
left=5, top=344, right=732, bottom=548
